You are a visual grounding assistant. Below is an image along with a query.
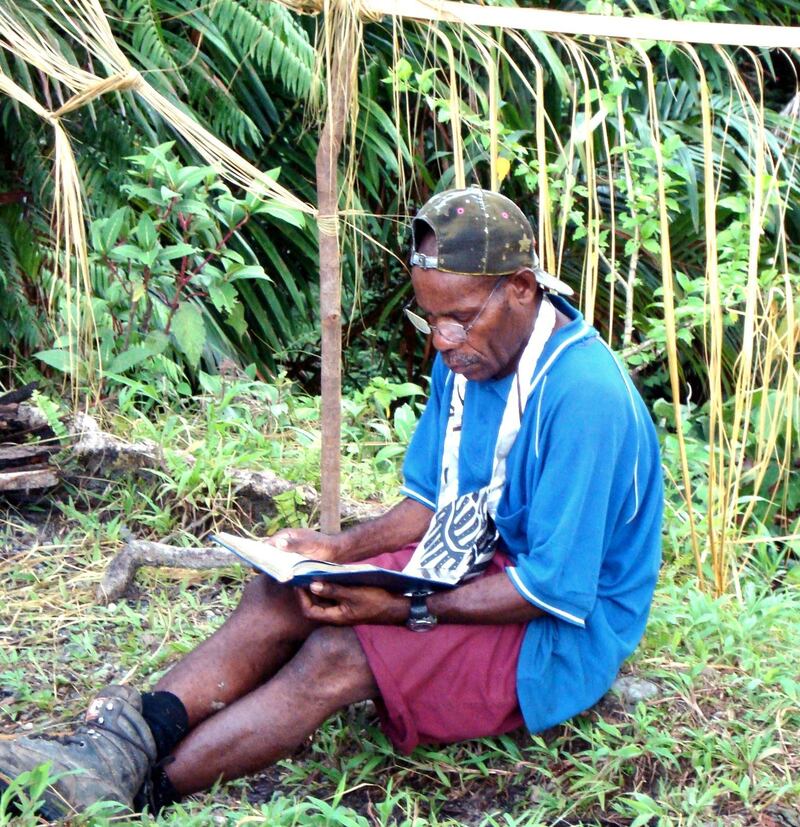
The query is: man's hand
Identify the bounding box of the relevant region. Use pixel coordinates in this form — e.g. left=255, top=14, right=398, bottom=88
left=270, top=528, right=344, bottom=562
left=268, top=499, right=432, bottom=566
left=296, top=581, right=409, bottom=626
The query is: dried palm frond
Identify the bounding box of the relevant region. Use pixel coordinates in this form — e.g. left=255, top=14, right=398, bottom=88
left=0, top=0, right=314, bottom=213
left=0, top=66, right=96, bottom=391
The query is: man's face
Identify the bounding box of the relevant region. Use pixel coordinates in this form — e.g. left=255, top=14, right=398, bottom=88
left=409, top=264, right=537, bottom=382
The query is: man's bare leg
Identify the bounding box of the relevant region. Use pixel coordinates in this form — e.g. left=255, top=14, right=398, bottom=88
left=162, top=626, right=377, bottom=795
left=154, top=575, right=319, bottom=726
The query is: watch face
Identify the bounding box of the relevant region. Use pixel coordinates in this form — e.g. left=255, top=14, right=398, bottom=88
left=407, top=615, right=437, bottom=632
left=407, top=594, right=437, bottom=631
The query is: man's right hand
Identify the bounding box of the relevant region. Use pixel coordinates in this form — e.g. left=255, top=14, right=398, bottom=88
left=268, top=498, right=432, bottom=567
left=269, top=528, right=345, bottom=563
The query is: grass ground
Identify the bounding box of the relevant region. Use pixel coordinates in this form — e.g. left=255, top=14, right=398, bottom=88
left=1, top=388, right=798, bottom=826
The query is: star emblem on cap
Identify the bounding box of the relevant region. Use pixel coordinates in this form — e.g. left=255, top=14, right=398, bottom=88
left=518, top=237, right=532, bottom=253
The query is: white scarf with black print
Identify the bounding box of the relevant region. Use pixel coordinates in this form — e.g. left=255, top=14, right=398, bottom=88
left=403, top=296, right=556, bottom=585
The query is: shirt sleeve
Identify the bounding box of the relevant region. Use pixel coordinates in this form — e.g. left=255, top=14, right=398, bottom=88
left=505, top=365, right=637, bottom=627
left=400, top=357, right=449, bottom=511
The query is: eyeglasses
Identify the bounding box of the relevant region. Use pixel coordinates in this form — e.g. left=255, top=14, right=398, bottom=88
left=403, top=277, right=506, bottom=344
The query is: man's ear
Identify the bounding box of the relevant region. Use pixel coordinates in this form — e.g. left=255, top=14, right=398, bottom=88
left=506, top=268, right=540, bottom=306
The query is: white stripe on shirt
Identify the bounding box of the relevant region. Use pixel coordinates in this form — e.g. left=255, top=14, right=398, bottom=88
left=599, top=340, right=641, bottom=523
left=400, top=485, right=437, bottom=511
left=507, top=567, right=587, bottom=627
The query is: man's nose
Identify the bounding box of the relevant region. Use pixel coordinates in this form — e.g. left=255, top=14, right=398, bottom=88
left=431, top=329, right=459, bottom=352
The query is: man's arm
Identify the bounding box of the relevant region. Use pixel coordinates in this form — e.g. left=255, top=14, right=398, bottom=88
left=297, top=570, right=544, bottom=626
left=428, top=572, right=545, bottom=624
left=271, top=497, right=433, bottom=564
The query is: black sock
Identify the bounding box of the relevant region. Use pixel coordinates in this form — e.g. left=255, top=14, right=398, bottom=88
left=135, top=691, right=188, bottom=815
left=140, top=691, right=189, bottom=762
left=133, top=759, right=183, bottom=815
left=148, top=763, right=182, bottom=813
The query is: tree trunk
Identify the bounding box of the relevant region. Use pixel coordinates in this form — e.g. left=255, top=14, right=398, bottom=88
left=315, top=26, right=354, bottom=534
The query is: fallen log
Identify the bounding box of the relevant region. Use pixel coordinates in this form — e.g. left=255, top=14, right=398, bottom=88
left=0, top=403, right=384, bottom=596
left=0, top=444, right=59, bottom=470
left=0, top=384, right=61, bottom=494
left=0, top=382, right=40, bottom=406
left=0, top=467, right=59, bottom=493
left=96, top=539, right=237, bottom=604
left=68, top=413, right=382, bottom=523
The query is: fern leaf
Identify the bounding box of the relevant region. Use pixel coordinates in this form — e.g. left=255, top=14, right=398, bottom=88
left=207, top=0, right=315, bottom=99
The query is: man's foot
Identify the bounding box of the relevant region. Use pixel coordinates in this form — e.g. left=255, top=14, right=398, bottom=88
left=0, top=685, right=156, bottom=820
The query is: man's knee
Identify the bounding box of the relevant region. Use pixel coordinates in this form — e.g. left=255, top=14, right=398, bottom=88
left=230, top=575, right=311, bottom=646
left=236, top=574, right=296, bottom=615
left=293, top=627, right=377, bottom=704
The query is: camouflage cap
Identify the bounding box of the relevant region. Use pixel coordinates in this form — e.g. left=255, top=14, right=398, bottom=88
left=410, top=186, right=573, bottom=296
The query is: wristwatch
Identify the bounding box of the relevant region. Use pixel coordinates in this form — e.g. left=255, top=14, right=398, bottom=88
left=406, top=591, right=437, bottom=632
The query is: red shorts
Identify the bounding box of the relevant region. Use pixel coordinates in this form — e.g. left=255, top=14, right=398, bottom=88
left=353, top=545, right=526, bottom=754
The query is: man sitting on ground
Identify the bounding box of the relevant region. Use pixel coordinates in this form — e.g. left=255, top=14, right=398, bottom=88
left=0, top=187, right=663, bottom=820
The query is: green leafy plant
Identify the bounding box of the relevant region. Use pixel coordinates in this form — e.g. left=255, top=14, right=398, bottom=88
left=34, top=143, right=303, bottom=398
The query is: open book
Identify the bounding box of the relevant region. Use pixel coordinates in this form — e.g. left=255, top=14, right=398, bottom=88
left=209, top=532, right=455, bottom=593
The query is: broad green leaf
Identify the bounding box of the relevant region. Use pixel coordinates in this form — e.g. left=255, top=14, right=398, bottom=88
left=89, top=219, right=104, bottom=255
left=162, top=243, right=198, bottom=261
left=171, top=303, right=206, bottom=368
left=107, top=346, right=157, bottom=374
left=717, top=195, right=748, bottom=213
left=109, top=243, right=144, bottom=261
left=102, top=207, right=129, bottom=254
left=208, top=282, right=237, bottom=313
left=227, top=265, right=270, bottom=281
left=226, top=302, right=248, bottom=337
left=126, top=141, right=175, bottom=169
left=122, top=185, right=163, bottom=204
left=198, top=371, right=223, bottom=395
left=393, top=403, right=417, bottom=443
left=179, top=200, right=213, bottom=222
left=137, top=214, right=157, bottom=250
left=35, top=349, right=76, bottom=373
left=253, top=202, right=306, bottom=228
left=176, top=166, right=214, bottom=192
left=217, top=196, right=247, bottom=225
left=144, top=330, right=169, bottom=355
left=139, top=248, right=160, bottom=268
left=222, top=251, right=245, bottom=267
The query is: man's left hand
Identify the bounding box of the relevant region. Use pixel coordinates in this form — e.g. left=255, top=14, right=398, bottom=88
left=296, top=581, right=408, bottom=626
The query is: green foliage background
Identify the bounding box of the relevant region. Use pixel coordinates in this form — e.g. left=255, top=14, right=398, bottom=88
left=0, top=0, right=797, bottom=387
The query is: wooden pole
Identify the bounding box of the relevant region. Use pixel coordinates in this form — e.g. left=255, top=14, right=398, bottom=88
left=315, top=25, right=353, bottom=534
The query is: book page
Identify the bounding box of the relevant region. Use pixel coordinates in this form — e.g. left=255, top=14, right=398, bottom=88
left=211, top=533, right=454, bottom=592
left=212, top=532, right=310, bottom=581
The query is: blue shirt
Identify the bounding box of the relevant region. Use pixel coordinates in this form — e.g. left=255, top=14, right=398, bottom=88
left=401, top=297, right=663, bottom=732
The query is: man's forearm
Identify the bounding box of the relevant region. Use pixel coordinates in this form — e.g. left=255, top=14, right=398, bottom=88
left=333, top=497, right=433, bottom=563
left=301, top=567, right=546, bottom=627
left=334, top=502, right=545, bottom=624
left=427, top=571, right=545, bottom=625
